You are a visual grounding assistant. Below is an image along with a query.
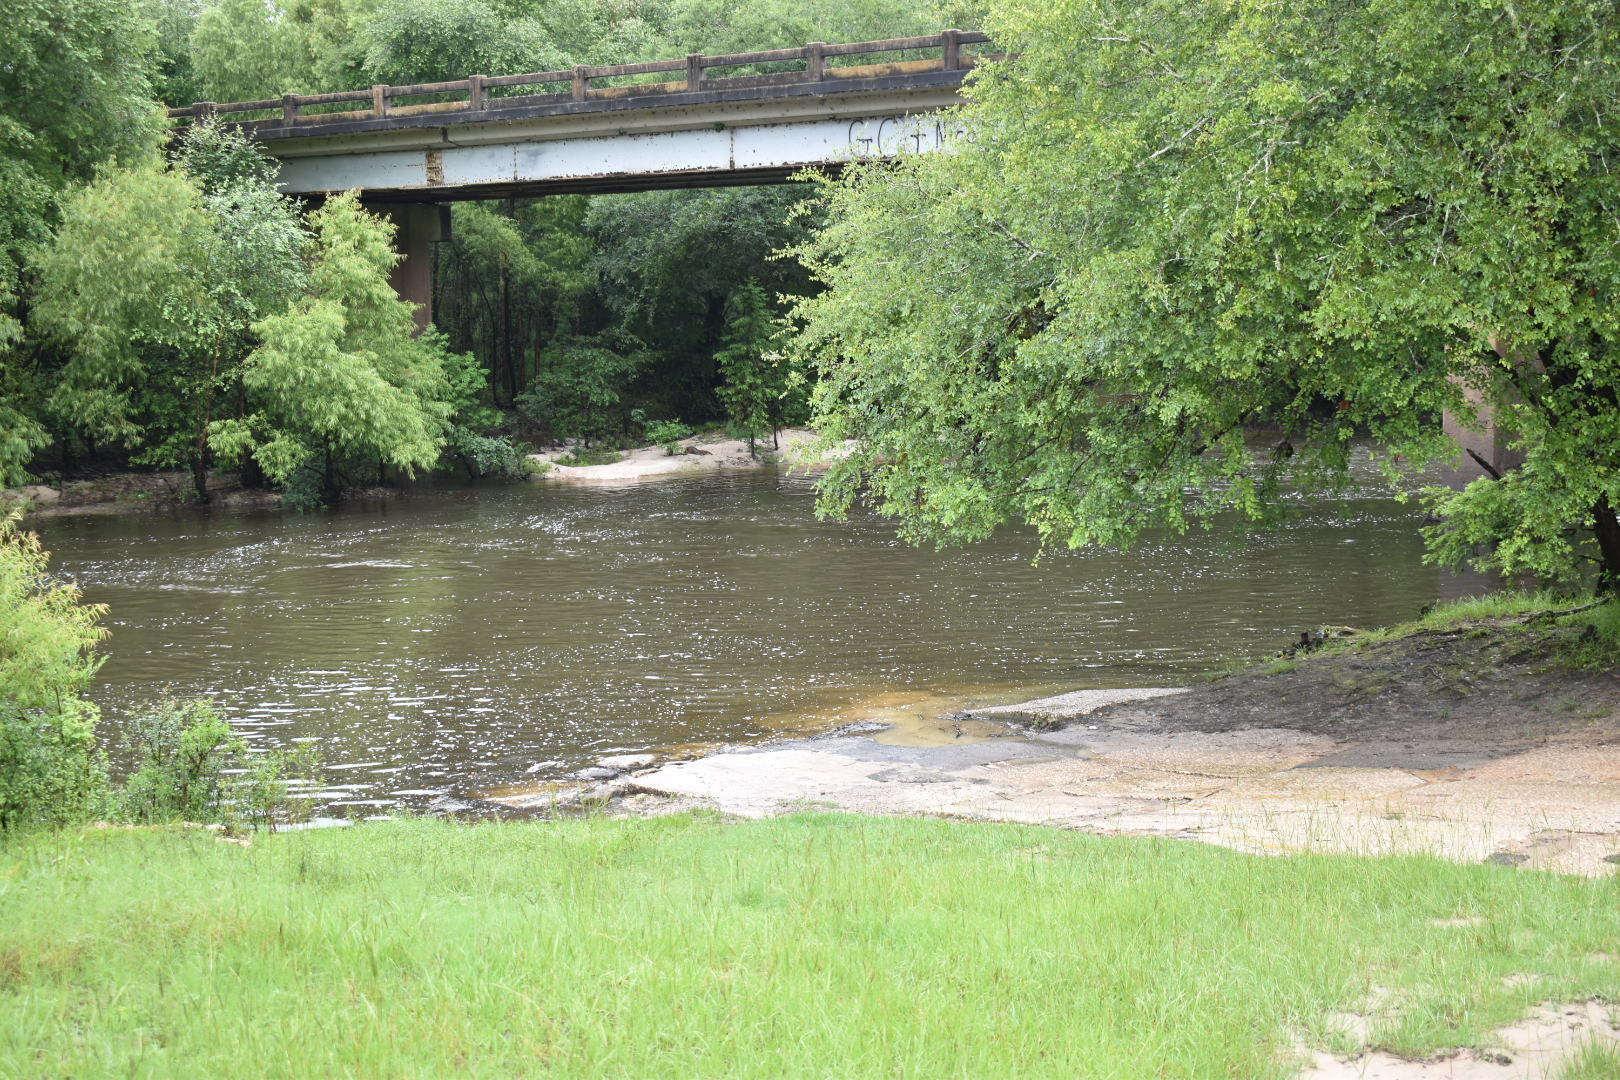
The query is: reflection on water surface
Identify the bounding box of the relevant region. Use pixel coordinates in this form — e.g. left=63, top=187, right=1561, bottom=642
left=37, top=471, right=1454, bottom=811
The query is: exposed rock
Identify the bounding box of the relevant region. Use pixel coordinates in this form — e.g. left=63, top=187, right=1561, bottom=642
left=571, top=765, right=622, bottom=781
left=524, top=759, right=566, bottom=774
left=577, top=779, right=632, bottom=806
left=970, top=687, right=1188, bottom=726
left=1, top=484, right=60, bottom=505
left=597, top=753, right=657, bottom=770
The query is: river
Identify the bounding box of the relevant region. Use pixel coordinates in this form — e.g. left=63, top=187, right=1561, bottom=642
left=35, top=470, right=1464, bottom=812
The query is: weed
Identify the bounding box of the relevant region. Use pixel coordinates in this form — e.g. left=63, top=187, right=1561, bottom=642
left=1556, top=1041, right=1620, bottom=1080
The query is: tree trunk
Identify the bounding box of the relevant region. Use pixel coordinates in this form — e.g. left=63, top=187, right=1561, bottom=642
left=191, top=456, right=210, bottom=504
left=499, top=268, right=515, bottom=405
left=1593, top=498, right=1620, bottom=595
left=234, top=383, right=266, bottom=489
left=322, top=440, right=338, bottom=504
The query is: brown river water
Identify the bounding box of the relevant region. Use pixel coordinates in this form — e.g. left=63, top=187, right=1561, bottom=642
left=34, top=470, right=1471, bottom=813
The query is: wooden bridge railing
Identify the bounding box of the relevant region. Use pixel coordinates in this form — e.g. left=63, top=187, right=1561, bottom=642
left=167, top=31, right=991, bottom=133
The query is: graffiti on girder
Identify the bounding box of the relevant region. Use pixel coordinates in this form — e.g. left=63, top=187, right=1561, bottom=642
left=845, top=116, right=967, bottom=157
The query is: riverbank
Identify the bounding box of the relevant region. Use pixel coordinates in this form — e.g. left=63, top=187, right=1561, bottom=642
left=4, top=814, right=1617, bottom=1079
left=529, top=427, right=842, bottom=483
left=0, top=471, right=284, bottom=518
left=495, top=595, right=1620, bottom=875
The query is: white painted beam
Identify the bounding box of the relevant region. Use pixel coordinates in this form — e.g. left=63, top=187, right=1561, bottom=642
left=274, top=106, right=964, bottom=197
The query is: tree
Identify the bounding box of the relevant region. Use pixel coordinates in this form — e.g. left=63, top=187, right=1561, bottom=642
left=190, top=0, right=376, bottom=102
left=437, top=199, right=591, bottom=406
left=32, top=124, right=308, bottom=500
left=515, top=334, right=646, bottom=444
left=360, top=0, right=565, bottom=85
left=0, top=513, right=108, bottom=830
left=715, top=281, right=792, bottom=454
left=215, top=191, right=455, bottom=501
left=587, top=186, right=813, bottom=420
left=0, top=0, right=166, bottom=484
left=789, top=0, right=1620, bottom=591
left=664, top=0, right=981, bottom=58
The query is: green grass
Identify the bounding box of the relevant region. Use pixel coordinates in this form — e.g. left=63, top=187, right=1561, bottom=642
left=1346, top=589, right=1617, bottom=646
left=1558, top=1042, right=1620, bottom=1079
left=2, top=815, right=1617, bottom=1078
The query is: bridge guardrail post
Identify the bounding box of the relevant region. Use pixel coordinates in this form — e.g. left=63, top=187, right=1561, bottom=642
left=281, top=94, right=300, bottom=125
left=468, top=75, right=486, bottom=111
left=572, top=65, right=589, bottom=101
left=686, top=54, right=706, bottom=93
left=371, top=84, right=389, bottom=118
left=806, top=43, right=825, bottom=82
left=193, top=101, right=216, bottom=122
left=941, top=29, right=962, bottom=70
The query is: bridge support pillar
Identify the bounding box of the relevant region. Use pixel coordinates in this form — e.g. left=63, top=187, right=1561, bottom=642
left=367, top=203, right=450, bottom=335
left=1441, top=383, right=1521, bottom=488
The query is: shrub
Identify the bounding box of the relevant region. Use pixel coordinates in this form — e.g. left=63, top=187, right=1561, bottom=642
left=516, top=336, right=646, bottom=445
left=632, top=410, right=694, bottom=455
left=0, top=513, right=109, bottom=831
left=446, top=429, right=533, bottom=480
left=118, top=696, right=323, bottom=832
left=118, top=698, right=243, bottom=825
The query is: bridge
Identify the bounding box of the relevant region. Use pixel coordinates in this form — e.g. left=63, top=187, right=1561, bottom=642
left=169, top=32, right=989, bottom=326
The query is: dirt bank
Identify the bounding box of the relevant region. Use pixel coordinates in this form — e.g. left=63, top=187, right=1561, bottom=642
left=495, top=611, right=1620, bottom=876
left=2, top=471, right=283, bottom=518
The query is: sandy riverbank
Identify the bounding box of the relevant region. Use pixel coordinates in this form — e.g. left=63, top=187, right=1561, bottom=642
left=529, top=427, right=842, bottom=483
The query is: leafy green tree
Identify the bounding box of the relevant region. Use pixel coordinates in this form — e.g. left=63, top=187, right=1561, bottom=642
left=32, top=124, right=308, bottom=499
left=791, top=0, right=1620, bottom=590
left=117, top=698, right=244, bottom=825
left=665, top=0, right=980, bottom=58
left=361, top=0, right=565, bottom=85
left=0, top=0, right=166, bottom=484
left=216, top=192, right=454, bottom=500
left=515, top=335, right=646, bottom=444
left=440, top=346, right=532, bottom=478
left=190, top=0, right=376, bottom=102
left=148, top=0, right=207, bottom=107
left=714, top=281, right=790, bottom=454
left=586, top=186, right=813, bottom=420
left=0, top=0, right=163, bottom=278
left=0, top=513, right=109, bottom=831
left=437, top=200, right=591, bottom=405
left=118, top=696, right=324, bottom=831
left=33, top=168, right=223, bottom=454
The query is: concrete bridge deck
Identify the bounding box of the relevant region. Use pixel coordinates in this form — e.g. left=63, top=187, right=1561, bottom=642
left=169, top=33, right=990, bottom=329
left=169, top=32, right=990, bottom=201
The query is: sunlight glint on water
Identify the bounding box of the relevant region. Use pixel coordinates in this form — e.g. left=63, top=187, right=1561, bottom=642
left=36, top=471, right=1458, bottom=811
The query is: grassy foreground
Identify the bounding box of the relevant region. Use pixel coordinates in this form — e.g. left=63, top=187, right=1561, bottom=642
left=2, top=815, right=1617, bottom=1079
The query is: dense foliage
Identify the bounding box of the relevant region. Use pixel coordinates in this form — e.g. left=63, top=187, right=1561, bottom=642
left=0, top=0, right=972, bottom=496
left=0, top=0, right=166, bottom=486
left=223, top=191, right=459, bottom=500
left=0, top=513, right=108, bottom=830
left=715, top=280, right=803, bottom=454
left=791, top=0, right=1620, bottom=589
